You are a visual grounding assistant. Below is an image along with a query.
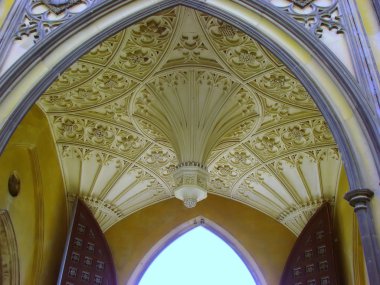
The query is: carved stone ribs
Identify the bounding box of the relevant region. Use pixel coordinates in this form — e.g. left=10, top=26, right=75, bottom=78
left=57, top=199, right=116, bottom=285
left=38, top=6, right=342, bottom=235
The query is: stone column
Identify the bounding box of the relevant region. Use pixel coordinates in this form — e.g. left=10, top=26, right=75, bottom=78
left=344, top=189, right=380, bottom=284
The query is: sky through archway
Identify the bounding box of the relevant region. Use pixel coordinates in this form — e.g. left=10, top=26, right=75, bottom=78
left=139, top=226, right=257, bottom=285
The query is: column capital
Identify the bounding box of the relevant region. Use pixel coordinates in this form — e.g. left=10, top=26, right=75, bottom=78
left=344, top=189, right=374, bottom=211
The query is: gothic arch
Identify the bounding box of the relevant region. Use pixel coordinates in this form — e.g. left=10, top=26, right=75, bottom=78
left=0, top=0, right=379, bottom=280
left=0, top=0, right=378, bottom=191
left=127, top=216, right=267, bottom=285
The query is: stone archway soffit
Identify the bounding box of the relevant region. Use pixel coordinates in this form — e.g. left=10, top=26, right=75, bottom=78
left=0, top=1, right=378, bottom=208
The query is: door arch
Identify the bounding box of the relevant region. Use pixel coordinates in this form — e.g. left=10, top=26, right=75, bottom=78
left=128, top=216, right=266, bottom=285
left=0, top=0, right=379, bottom=279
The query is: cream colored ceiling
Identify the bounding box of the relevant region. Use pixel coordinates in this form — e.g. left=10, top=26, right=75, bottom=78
left=37, top=6, right=342, bottom=235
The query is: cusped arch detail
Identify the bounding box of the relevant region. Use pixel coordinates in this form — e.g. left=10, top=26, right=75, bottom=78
left=128, top=216, right=267, bottom=285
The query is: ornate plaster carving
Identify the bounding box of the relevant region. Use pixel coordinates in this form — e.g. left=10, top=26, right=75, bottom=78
left=37, top=6, right=342, bottom=235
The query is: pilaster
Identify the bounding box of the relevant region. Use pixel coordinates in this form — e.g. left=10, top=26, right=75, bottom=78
left=344, top=189, right=380, bottom=284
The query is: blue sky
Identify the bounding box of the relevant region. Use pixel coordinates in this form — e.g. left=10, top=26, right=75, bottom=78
left=139, top=226, right=257, bottom=285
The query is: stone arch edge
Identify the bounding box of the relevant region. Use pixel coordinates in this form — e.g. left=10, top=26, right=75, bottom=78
left=126, top=216, right=268, bottom=285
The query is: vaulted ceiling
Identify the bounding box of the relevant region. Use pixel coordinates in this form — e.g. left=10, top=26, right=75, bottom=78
left=37, top=6, right=342, bottom=235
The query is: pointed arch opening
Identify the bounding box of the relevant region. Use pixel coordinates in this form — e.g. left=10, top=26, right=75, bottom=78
left=128, top=216, right=267, bottom=285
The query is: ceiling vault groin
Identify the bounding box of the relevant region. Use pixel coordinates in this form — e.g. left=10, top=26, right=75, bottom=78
left=36, top=7, right=342, bottom=234
left=0, top=0, right=377, bottom=193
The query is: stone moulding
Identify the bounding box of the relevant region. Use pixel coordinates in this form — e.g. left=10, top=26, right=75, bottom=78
left=14, top=0, right=102, bottom=42
left=41, top=0, right=83, bottom=15
left=338, top=0, right=380, bottom=119
left=0, top=0, right=29, bottom=71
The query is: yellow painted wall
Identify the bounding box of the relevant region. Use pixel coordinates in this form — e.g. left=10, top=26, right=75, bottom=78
left=106, top=195, right=296, bottom=285
left=0, top=0, right=14, bottom=26
left=333, top=168, right=367, bottom=285
left=0, top=105, right=67, bottom=284
left=357, top=0, right=380, bottom=70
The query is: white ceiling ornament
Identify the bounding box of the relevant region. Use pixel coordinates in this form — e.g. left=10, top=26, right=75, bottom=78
left=130, top=69, right=261, bottom=207
left=37, top=6, right=342, bottom=234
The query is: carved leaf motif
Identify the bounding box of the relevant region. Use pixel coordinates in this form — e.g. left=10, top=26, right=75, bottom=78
left=249, top=70, right=317, bottom=109
left=260, top=98, right=312, bottom=129
left=86, top=97, right=133, bottom=126
left=174, top=33, right=208, bottom=63
left=252, top=133, right=285, bottom=156
left=55, top=117, right=85, bottom=140
left=228, top=148, right=255, bottom=167
left=198, top=14, right=274, bottom=79
left=248, top=117, right=335, bottom=161
left=313, top=119, right=334, bottom=142
left=114, top=132, right=142, bottom=152
left=282, top=124, right=313, bottom=147
left=209, top=178, right=228, bottom=192
left=87, top=123, right=115, bottom=145
left=40, top=94, right=74, bottom=110
left=45, top=63, right=101, bottom=94
left=81, top=32, right=124, bottom=65
left=94, top=73, right=133, bottom=93
left=110, top=9, right=177, bottom=79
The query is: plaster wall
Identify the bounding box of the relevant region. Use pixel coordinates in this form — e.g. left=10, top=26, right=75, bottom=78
left=106, top=195, right=296, bottom=285
left=357, top=0, right=380, bottom=73
left=0, top=0, right=14, bottom=25
left=0, top=106, right=67, bottom=284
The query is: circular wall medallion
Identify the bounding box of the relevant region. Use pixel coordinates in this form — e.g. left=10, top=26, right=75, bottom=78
left=8, top=172, right=21, bottom=197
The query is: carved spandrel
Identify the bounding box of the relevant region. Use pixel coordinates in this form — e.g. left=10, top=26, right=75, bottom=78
left=267, top=0, right=344, bottom=38
left=15, top=0, right=102, bottom=42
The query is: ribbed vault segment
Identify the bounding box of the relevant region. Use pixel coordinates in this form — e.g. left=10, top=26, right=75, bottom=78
left=37, top=6, right=342, bottom=234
